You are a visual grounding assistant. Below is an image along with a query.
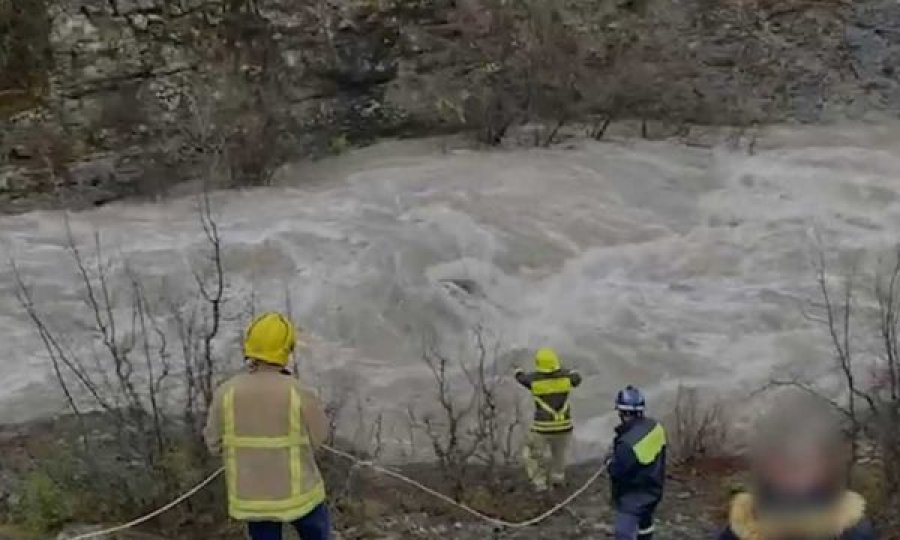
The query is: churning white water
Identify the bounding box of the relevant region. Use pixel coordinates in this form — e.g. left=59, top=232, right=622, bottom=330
left=2, top=122, right=900, bottom=458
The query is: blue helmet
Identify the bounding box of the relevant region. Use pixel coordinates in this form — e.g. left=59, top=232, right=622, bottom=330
left=615, top=385, right=646, bottom=412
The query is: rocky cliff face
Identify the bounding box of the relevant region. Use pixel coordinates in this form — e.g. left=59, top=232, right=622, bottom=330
left=1, top=0, right=898, bottom=212
left=1, top=0, right=423, bottom=210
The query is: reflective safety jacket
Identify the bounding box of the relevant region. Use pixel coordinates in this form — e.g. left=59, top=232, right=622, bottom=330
left=515, top=369, right=582, bottom=433
left=204, top=366, right=327, bottom=522
left=608, top=416, right=667, bottom=515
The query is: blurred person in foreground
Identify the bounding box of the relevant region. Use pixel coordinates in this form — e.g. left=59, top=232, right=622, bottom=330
left=717, top=394, right=877, bottom=540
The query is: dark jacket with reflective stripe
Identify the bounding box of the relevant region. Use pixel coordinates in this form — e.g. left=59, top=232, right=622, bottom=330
left=515, top=369, right=582, bottom=433
left=608, top=416, right=666, bottom=515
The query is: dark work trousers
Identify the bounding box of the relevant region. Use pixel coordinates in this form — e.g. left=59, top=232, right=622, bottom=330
left=247, top=503, right=331, bottom=540
left=614, top=510, right=655, bottom=540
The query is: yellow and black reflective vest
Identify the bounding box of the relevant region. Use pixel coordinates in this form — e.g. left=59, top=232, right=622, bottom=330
left=515, top=369, right=582, bottom=433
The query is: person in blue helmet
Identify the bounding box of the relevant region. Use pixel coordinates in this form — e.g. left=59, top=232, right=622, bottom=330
left=608, top=385, right=667, bottom=540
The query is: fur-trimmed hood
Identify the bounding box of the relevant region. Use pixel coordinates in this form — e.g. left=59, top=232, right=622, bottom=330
left=727, top=491, right=867, bottom=540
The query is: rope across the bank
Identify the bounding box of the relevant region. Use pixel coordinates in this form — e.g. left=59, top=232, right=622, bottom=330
left=68, top=444, right=609, bottom=539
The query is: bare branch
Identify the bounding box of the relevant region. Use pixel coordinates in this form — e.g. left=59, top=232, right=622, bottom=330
left=758, top=379, right=854, bottom=423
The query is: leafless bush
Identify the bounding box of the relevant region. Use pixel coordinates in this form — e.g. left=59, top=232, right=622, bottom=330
left=664, top=384, right=731, bottom=464
left=10, top=190, right=229, bottom=515
left=870, top=251, right=900, bottom=495
left=407, top=326, right=525, bottom=499
left=764, top=244, right=900, bottom=496
left=224, top=110, right=284, bottom=187
left=456, top=0, right=588, bottom=146
left=169, top=69, right=287, bottom=192
left=0, top=0, right=52, bottom=93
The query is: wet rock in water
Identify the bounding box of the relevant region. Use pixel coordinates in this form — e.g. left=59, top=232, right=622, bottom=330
left=440, top=278, right=482, bottom=297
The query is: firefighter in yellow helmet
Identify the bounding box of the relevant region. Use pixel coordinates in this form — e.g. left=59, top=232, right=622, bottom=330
left=204, top=312, right=330, bottom=540
left=515, top=347, right=582, bottom=491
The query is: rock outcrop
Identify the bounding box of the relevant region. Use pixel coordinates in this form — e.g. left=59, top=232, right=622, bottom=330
left=1, top=0, right=898, bottom=212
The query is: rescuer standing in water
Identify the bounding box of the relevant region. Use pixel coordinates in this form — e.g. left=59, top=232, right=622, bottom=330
left=204, top=312, right=330, bottom=540
left=515, top=347, right=583, bottom=492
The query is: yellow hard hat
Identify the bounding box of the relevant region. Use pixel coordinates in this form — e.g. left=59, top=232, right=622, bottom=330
left=244, top=312, right=300, bottom=367
left=534, top=347, right=561, bottom=373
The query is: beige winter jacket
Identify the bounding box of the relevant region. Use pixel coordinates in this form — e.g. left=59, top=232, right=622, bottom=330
left=204, top=364, right=328, bottom=520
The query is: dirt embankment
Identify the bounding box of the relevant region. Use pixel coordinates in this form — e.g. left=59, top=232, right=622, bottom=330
left=0, top=413, right=736, bottom=539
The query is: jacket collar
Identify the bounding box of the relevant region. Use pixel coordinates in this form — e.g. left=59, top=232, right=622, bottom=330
left=615, top=415, right=645, bottom=436
left=248, top=361, right=293, bottom=376
left=615, top=421, right=630, bottom=436
left=728, top=491, right=866, bottom=539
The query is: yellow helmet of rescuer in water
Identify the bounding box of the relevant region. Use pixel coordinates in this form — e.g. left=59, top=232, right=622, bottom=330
left=534, top=347, right=561, bottom=373
left=243, top=312, right=303, bottom=366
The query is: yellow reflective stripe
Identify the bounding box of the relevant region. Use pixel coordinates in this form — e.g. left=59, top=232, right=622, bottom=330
left=531, top=420, right=572, bottom=428
left=532, top=423, right=573, bottom=433
left=533, top=395, right=559, bottom=418
left=633, top=423, right=666, bottom=465
left=534, top=395, right=570, bottom=422
left=220, top=385, right=309, bottom=449
left=223, top=434, right=308, bottom=448
left=230, top=485, right=323, bottom=511
left=289, top=388, right=303, bottom=497
left=229, top=489, right=325, bottom=518
left=223, top=387, right=239, bottom=501
left=223, top=386, right=236, bottom=437
left=229, top=483, right=326, bottom=521
left=532, top=419, right=573, bottom=426
left=531, top=377, right=572, bottom=395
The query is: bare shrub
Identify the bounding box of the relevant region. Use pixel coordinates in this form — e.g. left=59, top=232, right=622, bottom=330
left=11, top=125, right=75, bottom=183
left=457, top=0, right=588, bottom=146
left=0, top=0, right=52, bottom=93
left=224, top=110, right=284, bottom=186
left=765, top=243, right=900, bottom=498
left=407, top=326, right=525, bottom=500
left=10, top=191, right=230, bottom=522
left=516, top=0, right=585, bottom=146
left=664, top=384, right=731, bottom=464
left=869, top=251, right=900, bottom=496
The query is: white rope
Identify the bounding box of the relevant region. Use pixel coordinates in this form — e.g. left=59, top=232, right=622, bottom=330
left=321, top=444, right=608, bottom=530
left=65, top=444, right=608, bottom=538
left=66, top=467, right=225, bottom=540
